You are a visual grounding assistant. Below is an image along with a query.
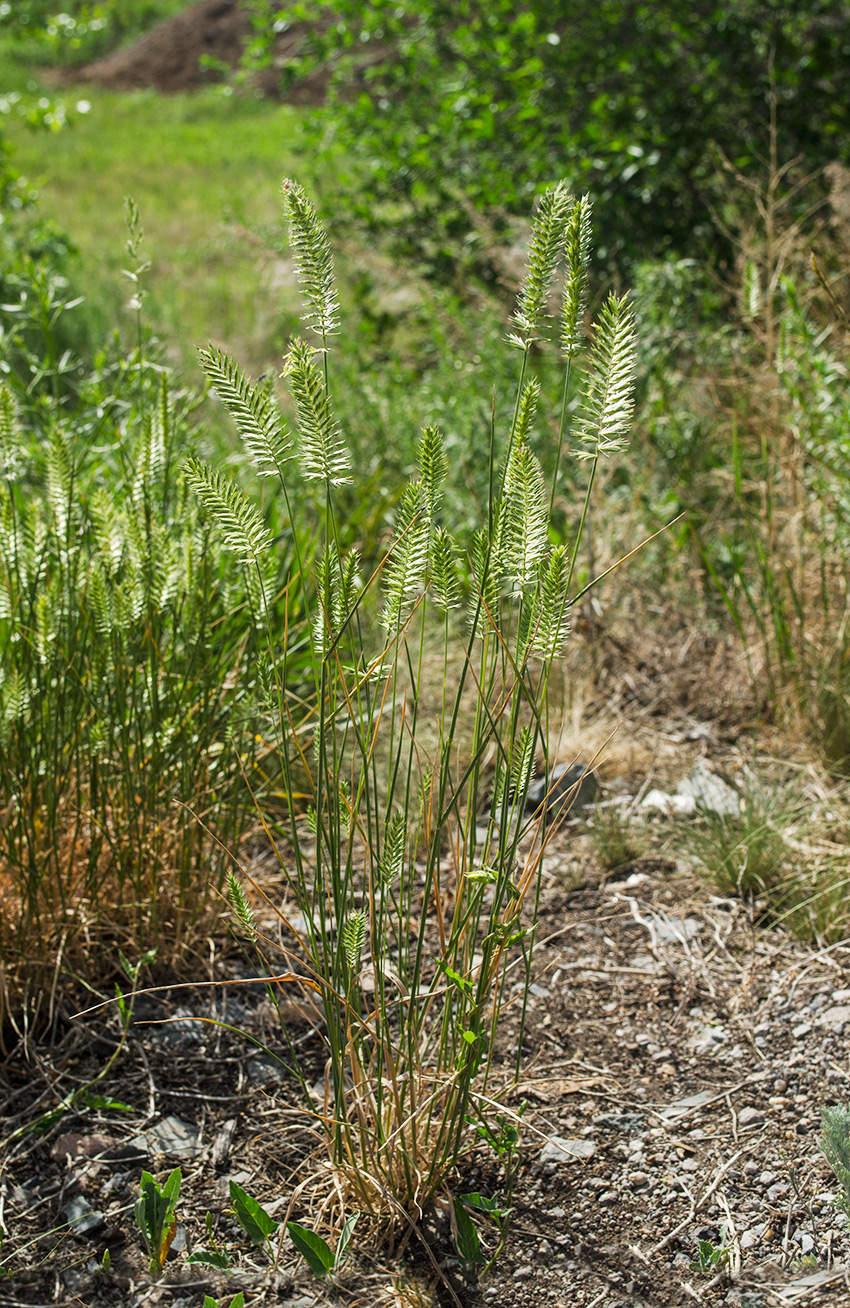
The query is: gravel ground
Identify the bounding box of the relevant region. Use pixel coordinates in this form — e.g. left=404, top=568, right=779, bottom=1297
left=3, top=830, right=849, bottom=1308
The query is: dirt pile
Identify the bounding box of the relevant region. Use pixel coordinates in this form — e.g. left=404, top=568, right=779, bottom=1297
left=73, top=0, right=330, bottom=102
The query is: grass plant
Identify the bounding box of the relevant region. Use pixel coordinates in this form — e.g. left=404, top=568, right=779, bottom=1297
left=0, top=237, right=298, bottom=1037
left=591, top=801, right=647, bottom=873
left=195, top=178, right=637, bottom=1224
left=688, top=783, right=792, bottom=898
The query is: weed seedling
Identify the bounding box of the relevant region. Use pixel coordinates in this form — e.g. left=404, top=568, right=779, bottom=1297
left=690, top=1235, right=729, bottom=1276
left=135, top=1167, right=181, bottom=1277
left=187, top=1211, right=231, bottom=1271
left=286, top=1213, right=358, bottom=1280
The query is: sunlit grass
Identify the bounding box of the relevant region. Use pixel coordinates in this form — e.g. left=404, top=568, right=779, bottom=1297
left=5, top=86, right=330, bottom=373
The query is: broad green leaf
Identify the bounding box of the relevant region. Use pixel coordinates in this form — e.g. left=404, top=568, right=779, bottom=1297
left=229, top=1181, right=277, bottom=1245
left=460, top=1191, right=506, bottom=1218
left=452, top=1198, right=484, bottom=1267
left=286, top=1221, right=334, bottom=1277
left=188, top=1248, right=231, bottom=1270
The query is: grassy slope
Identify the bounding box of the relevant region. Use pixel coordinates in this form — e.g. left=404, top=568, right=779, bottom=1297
left=6, top=85, right=321, bottom=375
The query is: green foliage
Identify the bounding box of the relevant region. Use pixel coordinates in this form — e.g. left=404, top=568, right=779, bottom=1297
left=591, top=804, right=647, bottom=874
left=248, top=0, right=850, bottom=269
left=201, top=179, right=637, bottom=1224
left=821, top=1104, right=850, bottom=1219
left=689, top=784, right=791, bottom=898
left=134, top=1167, right=181, bottom=1278
left=690, top=1235, right=730, bottom=1276
left=229, top=1181, right=278, bottom=1247
left=0, top=0, right=189, bottom=67
left=287, top=1213, right=357, bottom=1279
left=0, top=245, right=299, bottom=1024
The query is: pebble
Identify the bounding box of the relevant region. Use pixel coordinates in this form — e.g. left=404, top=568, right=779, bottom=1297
left=594, top=1112, right=646, bottom=1132
left=738, top=1106, right=765, bottom=1127
left=792, top=1022, right=812, bottom=1038
left=540, top=1136, right=596, bottom=1163
left=795, top=1231, right=815, bottom=1254
left=597, top=1190, right=618, bottom=1206
left=60, top=1195, right=104, bottom=1235
left=740, top=1223, right=764, bottom=1250
left=125, top=1115, right=204, bottom=1160
left=815, top=1005, right=850, bottom=1032
left=513, top=1264, right=534, bottom=1280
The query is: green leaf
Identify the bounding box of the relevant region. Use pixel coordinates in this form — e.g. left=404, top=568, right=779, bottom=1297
left=229, top=1181, right=278, bottom=1245
left=334, top=1212, right=358, bottom=1268
left=287, top=1221, right=335, bottom=1277
left=460, top=1191, right=506, bottom=1218
left=188, top=1248, right=231, bottom=1270
left=76, top=1091, right=134, bottom=1112
left=452, top=1197, right=485, bottom=1267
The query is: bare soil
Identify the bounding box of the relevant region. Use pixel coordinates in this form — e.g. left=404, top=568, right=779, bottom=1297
left=68, top=0, right=330, bottom=102
left=3, top=812, right=849, bottom=1308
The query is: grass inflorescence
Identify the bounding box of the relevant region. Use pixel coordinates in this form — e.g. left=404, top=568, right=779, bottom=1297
left=192, top=178, right=638, bottom=1223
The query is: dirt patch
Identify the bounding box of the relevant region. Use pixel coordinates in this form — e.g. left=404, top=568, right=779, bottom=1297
left=3, top=837, right=849, bottom=1308
left=69, top=0, right=330, bottom=102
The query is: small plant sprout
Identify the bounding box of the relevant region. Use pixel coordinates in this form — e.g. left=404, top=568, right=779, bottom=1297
left=187, top=1211, right=231, bottom=1271
left=821, top=1103, right=850, bottom=1217
left=286, top=1213, right=358, bottom=1280
left=690, top=1233, right=730, bottom=1276
left=203, top=1295, right=245, bottom=1308
left=229, top=1180, right=278, bottom=1253
left=134, top=1167, right=181, bottom=1277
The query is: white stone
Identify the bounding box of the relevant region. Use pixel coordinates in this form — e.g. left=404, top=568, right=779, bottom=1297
left=540, top=1135, right=596, bottom=1163
left=815, top=1005, right=850, bottom=1032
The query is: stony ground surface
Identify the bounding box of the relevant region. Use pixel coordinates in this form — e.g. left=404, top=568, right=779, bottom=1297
left=2, top=808, right=850, bottom=1308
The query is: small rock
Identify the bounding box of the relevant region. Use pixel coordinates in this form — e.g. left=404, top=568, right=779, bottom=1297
left=767, top=1182, right=790, bottom=1203
left=795, top=1231, right=815, bottom=1255
left=529, top=983, right=550, bottom=998
left=792, top=1022, right=812, bottom=1038
left=52, top=1133, right=117, bottom=1163
left=526, top=763, right=598, bottom=816
left=594, top=1112, right=646, bottom=1132
left=247, top=1054, right=287, bottom=1086
left=677, top=760, right=740, bottom=816
left=513, top=1264, right=534, bottom=1280
left=832, top=989, right=850, bottom=1004
left=125, top=1114, right=203, bottom=1160
left=688, top=1024, right=727, bottom=1054
left=642, top=788, right=696, bottom=815
left=741, top=1224, right=764, bottom=1250
left=597, top=1190, right=618, bottom=1206
left=816, top=1005, right=850, bottom=1033
left=738, top=1107, right=765, bottom=1128
left=655, top=916, right=701, bottom=944
left=61, top=1195, right=104, bottom=1236
left=154, top=1006, right=205, bottom=1047
left=660, top=1090, right=716, bottom=1121
left=540, top=1136, right=596, bottom=1163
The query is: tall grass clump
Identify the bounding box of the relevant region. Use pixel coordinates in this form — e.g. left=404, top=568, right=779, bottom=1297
left=195, top=179, right=637, bottom=1222
left=0, top=313, right=289, bottom=1037
left=674, top=136, right=850, bottom=767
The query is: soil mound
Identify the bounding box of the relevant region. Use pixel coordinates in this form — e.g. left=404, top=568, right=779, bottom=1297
left=73, top=0, right=329, bottom=102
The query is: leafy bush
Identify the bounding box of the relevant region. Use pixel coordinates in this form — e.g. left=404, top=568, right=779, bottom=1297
left=0, top=0, right=188, bottom=66
left=198, top=178, right=637, bottom=1219
left=249, top=0, right=850, bottom=270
